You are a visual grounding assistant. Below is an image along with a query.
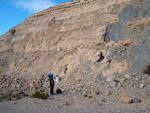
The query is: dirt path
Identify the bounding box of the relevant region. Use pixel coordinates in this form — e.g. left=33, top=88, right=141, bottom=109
left=0, top=93, right=150, bottom=113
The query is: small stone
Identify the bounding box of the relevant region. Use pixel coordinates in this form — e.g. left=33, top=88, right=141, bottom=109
left=109, top=81, right=116, bottom=87
left=106, top=76, right=115, bottom=82
left=116, top=78, right=126, bottom=83
left=83, top=91, right=87, bottom=95
left=105, top=84, right=110, bottom=88
left=0, top=75, right=3, bottom=79
left=72, top=91, right=76, bottom=94
left=140, top=84, right=145, bottom=88
left=124, top=75, right=132, bottom=80
left=57, top=106, right=62, bottom=108
left=122, top=39, right=132, bottom=46
left=101, top=98, right=105, bottom=102
left=101, top=81, right=105, bottom=84
left=105, top=90, right=111, bottom=96
left=95, top=89, right=100, bottom=95
left=121, top=97, right=133, bottom=103
left=117, top=83, right=122, bottom=87
left=91, top=89, right=94, bottom=94
left=133, top=97, right=141, bottom=103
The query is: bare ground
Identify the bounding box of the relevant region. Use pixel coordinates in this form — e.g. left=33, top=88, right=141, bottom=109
left=0, top=92, right=150, bottom=113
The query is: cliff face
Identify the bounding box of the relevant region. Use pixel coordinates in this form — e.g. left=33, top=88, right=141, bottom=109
left=0, top=0, right=128, bottom=78
left=0, top=0, right=150, bottom=84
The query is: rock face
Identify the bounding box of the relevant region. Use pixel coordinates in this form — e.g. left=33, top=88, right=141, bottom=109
left=105, top=0, right=150, bottom=74
left=0, top=0, right=150, bottom=100
left=0, top=0, right=129, bottom=78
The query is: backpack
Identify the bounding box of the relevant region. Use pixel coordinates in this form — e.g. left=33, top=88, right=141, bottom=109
left=56, top=88, right=62, bottom=94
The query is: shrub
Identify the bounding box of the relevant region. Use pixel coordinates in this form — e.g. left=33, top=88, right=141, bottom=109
left=84, top=94, right=88, bottom=97
left=32, top=91, right=49, bottom=99
left=144, top=63, right=150, bottom=75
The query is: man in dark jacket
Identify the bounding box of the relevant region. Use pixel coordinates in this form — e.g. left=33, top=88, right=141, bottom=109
left=96, top=51, right=104, bottom=62
left=48, top=73, right=55, bottom=95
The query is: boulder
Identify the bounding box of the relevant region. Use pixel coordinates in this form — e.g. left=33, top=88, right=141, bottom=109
left=133, top=97, right=141, bottom=103
left=140, top=84, right=145, bottom=88
left=121, top=39, right=132, bottom=46
left=104, top=90, right=111, bottom=96
left=124, top=75, right=132, bottom=80
left=121, top=97, right=133, bottom=103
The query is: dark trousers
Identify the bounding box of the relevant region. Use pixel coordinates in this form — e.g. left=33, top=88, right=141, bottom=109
left=50, top=86, right=54, bottom=95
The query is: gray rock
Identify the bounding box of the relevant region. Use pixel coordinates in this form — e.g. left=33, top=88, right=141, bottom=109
left=104, top=0, right=150, bottom=75
left=101, top=98, right=105, bottom=102
left=133, top=97, right=141, bottom=103
left=109, top=81, right=117, bottom=87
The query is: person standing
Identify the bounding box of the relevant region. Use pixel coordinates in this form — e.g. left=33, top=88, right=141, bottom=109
left=48, top=73, right=55, bottom=95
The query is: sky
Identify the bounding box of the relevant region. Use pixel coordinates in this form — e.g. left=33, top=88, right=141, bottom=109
left=0, top=0, right=72, bottom=36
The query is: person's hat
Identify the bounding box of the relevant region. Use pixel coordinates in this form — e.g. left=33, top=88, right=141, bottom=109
left=48, top=73, right=53, bottom=76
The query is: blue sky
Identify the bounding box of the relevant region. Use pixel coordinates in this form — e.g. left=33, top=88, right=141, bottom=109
left=0, top=0, right=72, bottom=36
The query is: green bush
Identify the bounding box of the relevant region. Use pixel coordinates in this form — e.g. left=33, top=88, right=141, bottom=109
left=32, top=91, right=49, bottom=99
